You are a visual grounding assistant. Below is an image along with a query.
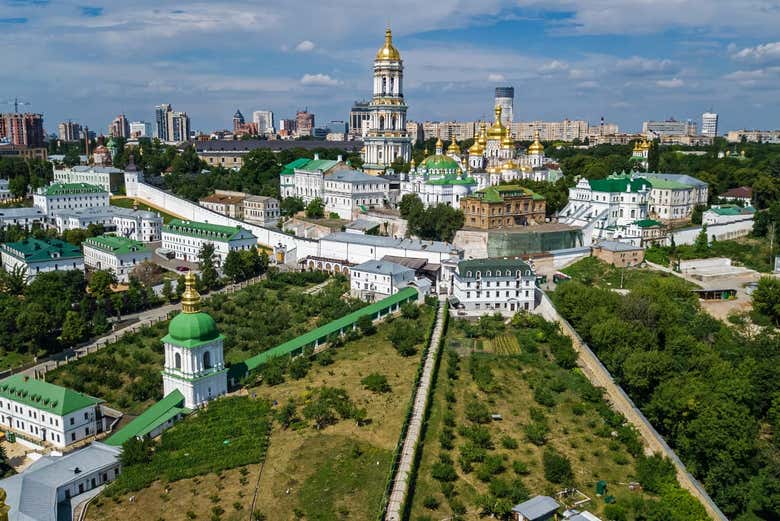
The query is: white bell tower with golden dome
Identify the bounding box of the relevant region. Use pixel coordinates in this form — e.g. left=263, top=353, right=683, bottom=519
left=362, top=27, right=412, bottom=174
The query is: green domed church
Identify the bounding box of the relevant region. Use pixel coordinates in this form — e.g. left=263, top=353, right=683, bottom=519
left=161, top=273, right=227, bottom=409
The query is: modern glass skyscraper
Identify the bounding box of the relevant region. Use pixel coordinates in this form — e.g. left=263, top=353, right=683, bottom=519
left=494, top=87, right=514, bottom=127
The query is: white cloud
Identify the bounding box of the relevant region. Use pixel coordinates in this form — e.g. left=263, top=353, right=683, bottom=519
left=300, top=73, right=341, bottom=86
left=540, top=60, right=568, bottom=73
left=576, top=80, right=598, bottom=89
left=615, top=56, right=674, bottom=74
left=295, top=40, right=315, bottom=52
left=487, top=73, right=505, bottom=81
left=656, top=77, right=684, bottom=88
left=731, top=41, right=780, bottom=62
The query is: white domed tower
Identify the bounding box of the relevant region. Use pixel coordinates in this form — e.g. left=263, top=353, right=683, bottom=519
left=362, top=28, right=412, bottom=174
left=161, top=273, right=227, bottom=409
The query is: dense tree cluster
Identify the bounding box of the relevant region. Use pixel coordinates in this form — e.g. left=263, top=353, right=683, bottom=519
left=398, top=194, right=464, bottom=242
left=553, top=277, right=780, bottom=519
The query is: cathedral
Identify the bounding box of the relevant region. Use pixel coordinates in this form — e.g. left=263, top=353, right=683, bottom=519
left=361, top=28, right=412, bottom=174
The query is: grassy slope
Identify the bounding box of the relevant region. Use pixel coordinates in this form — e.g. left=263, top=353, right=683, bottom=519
left=89, top=305, right=436, bottom=521
left=645, top=236, right=774, bottom=273
left=562, top=256, right=689, bottom=290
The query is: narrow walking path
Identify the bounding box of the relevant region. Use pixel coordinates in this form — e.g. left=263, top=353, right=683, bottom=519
left=384, top=297, right=447, bottom=521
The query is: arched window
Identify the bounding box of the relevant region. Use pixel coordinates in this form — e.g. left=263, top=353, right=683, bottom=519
left=203, top=351, right=212, bottom=370
left=379, top=115, right=385, bottom=130
left=174, top=353, right=182, bottom=370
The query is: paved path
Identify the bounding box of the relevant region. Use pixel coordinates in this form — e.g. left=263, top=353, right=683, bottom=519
left=18, top=275, right=266, bottom=379
left=535, top=291, right=728, bottom=521
left=384, top=297, right=447, bottom=521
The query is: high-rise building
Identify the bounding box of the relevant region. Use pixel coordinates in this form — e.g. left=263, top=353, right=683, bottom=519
left=154, top=104, right=190, bottom=142
left=0, top=113, right=45, bottom=147
left=232, top=109, right=245, bottom=133
left=57, top=120, right=83, bottom=142
left=701, top=112, right=718, bottom=137
left=349, top=101, right=371, bottom=137
left=642, top=119, right=697, bottom=138
left=109, top=114, right=130, bottom=138
left=361, top=28, right=412, bottom=174
left=252, top=111, right=275, bottom=135
left=494, top=87, right=514, bottom=127
left=296, top=110, right=315, bottom=137
left=278, top=119, right=296, bottom=137
left=129, top=121, right=152, bottom=138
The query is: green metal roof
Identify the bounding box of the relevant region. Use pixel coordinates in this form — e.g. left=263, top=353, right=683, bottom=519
left=709, top=205, right=755, bottom=216
left=420, top=154, right=459, bottom=171
left=646, top=178, right=691, bottom=190
left=44, top=183, right=107, bottom=196
left=632, top=219, right=663, bottom=228
left=473, top=185, right=545, bottom=203
left=589, top=177, right=649, bottom=193
left=163, top=219, right=250, bottom=242
left=242, top=287, right=418, bottom=372
left=83, top=235, right=150, bottom=255
left=0, top=374, right=102, bottom=416
left=457, top=257, right=532, bottom=276
left=162, top=311, right=223, bottom=348
left=0, top=237, right=82, bottom=263
left=280, top=158, right=312, bottom=176
left=426, top=175, right=476, bottom=186
left=104, top=389, right=187, bottom=446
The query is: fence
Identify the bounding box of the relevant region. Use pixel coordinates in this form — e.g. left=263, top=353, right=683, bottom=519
left=536, top=292, right=728, bottom=521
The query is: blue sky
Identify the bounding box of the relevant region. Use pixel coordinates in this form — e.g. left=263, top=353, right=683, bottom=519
left=2, top=0, right=780, bottom=134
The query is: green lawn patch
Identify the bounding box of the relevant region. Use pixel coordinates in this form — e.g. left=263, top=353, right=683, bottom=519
left=561, top=256, right=685, bottom=290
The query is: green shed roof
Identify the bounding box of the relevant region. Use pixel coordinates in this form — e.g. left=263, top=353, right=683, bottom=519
left=280, top=158, right=312, bottom=176
left=104, top=389, right=187, bottom=446
left=83, top=235, right=150, bottom=255
left=709, top=204, right=755, bottom=216
left=646, top=178, right=691, bottom=190
left=589, top=177, right=649, bottom=193
left=242, top=287, right=418, bottom=372
left=44, top=183, right=107, bottom=196
left=474, top=185, right=545, bottom=202
left=632, top=219, right=663, bottom=228
left=163, top=219, right=250, bottom=242
left=426, top=175, right=476, bottom=186
left=0, top=237, right=82, bottom=263
left=0, top=374, right=102, bottom=416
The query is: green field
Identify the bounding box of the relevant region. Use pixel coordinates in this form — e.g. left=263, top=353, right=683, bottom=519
left=561, top=256, right=687, bottom=290
left=407, top=313, right=707, bottom=520
left=110, top=197, right=179, bottom=223
left=645, top=236, right=775, bottom=273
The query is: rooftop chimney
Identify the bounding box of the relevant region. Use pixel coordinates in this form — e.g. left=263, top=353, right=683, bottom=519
left=314, top=153, right=320, bottom=160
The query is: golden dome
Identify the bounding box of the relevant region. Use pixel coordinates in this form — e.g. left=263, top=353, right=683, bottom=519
left=501, top=160, right=518, bottom=170
left=527, top=129, right=544, bottom=155
left=376, top=27, right=401, bottom=61
left=477, top=122, right=488, bottom=147
left=447, top=140, right=461, bottom=154
left=468, top=141, right=483, bottom=155
left=487, top=105, right=506, bottom=139
left=501, top=129, right=515, bottom=149
left=632, top=140, right=643, bottom=152
left=181, top=272, right=201, bottom=314
left=641, top=139, right=651, bottom=151
left=435, top=137, right=444, bottom=149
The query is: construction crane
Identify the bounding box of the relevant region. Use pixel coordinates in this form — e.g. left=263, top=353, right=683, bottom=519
left=2, top=98, right=31, bottom=113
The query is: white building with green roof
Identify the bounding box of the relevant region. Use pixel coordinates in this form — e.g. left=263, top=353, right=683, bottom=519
left=0, top=374, right=106, bottom=448
left=323, top=169, right=389, bottom=219
left=1, top=237, right=84, bottom=281
left=83, top=235, right=152, bottom=282
left=162, top=218, right=257, bottom=265
left=32, top=182, right=109, bottom=215
left=400, top=139, right=478, bottom=207
left=162, top=273, right=227, bottom=409
left=279, top=154, right=344, bottom=201
left=450, top=258, right=536, bottom=316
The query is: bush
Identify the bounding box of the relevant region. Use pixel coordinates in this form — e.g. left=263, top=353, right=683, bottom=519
left=476, top=454, right=505, bottom=482
left=543, top=449, right=573, bottom=485
left=524, top=422, right=549, bottom=446
left=464, top=399, right=491, bottom=424
left=288, top=356, right=310, bottom=379
left=501, top=435, right=518, bottom=450
left=512, top=460, right=529, bottom=475
left=422, top=495, right=440, bottom=510
left=361, top=373, right=391, bottom=393
left=533, top=386, right=556, bottom=407
left=401, top=302, right=421, bottom=319
left=356, top=315, right=376, bottom=336
left=636, top=454, right=677, bottom=493
left=431, top=460, right=458, bottom=482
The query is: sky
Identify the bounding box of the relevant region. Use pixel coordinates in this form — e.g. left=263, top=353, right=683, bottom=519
left=2, top=0, right=780, bottom=135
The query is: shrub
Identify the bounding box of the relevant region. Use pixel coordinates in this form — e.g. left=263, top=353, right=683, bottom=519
left=512, top=460, right=529, bottom=475
left=636, top=454, right=676, bottom=493
left=357, top=315, right=376, bottom=336
left=401, top=302, right=421, bottom=319
left=288, top=356, right=310, bottom=379
left=464, top=399, right=491, bottom=424
left=543, top=449, right=573, bottom=485
left=533, top=386, right=556, bottom=407
left=476, top=454, right=505, bottom=482
left=422, top=495, right=440, bottom=510
left=439, top=428, right=455, bottom=450
left=524, top=422, right=549, bottom=446
left=317, top=351, right=334, bottom=366
left=431, top=460, right=458, bottom=482
left=361, top=373, right=391, bottom=393
left=501, top=435, right=518, bottom=449
left=460, top=424, right=493, bottom=449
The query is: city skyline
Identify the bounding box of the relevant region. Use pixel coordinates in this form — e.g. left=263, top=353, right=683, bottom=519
left=2, top=1, right=779, bottom=133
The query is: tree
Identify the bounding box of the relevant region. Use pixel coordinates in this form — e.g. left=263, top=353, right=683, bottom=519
left=88, top=270, right=117, bottom=301
left=59, top=310, right=88, bottom=346
left=121, top=437, right=154, bottom=466
left=0, top=264, right=27, bottom=295
left=223, top=250, right=244, bottom=283
left=399, top=193, right=424, bottom=219
left=305, top=197, right=325, bottom=219
left=542, top=449, right=573, bottom=485
left=694, top=224, right=709, bottom=253
left=280, top=197, right=305, bottom=217
left=198, top=243, right=218, bottom=290
left=361, top=373, right=391, bottom=393
left=162, top=279, right=174, bottom=303
left=752, top=276, right=780, bottom=326
left=356, top=315, right=375, bottom=336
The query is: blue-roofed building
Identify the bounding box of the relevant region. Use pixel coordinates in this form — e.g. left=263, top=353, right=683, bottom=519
left=0, top=442, right=121, bottom=521
left=512, top=495, right=561, bottom=521
left=349, top=259, right=416, bottom=301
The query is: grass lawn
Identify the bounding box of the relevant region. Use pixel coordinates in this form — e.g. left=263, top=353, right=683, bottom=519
left=407, top=314, right=706, bottom=520
left=645, top=236, right=775, bottom=272
left=110, top=197, right=179, bottom=223
left=0, top=351, right=34, bottom=372
left=46, top=274, right=362, bottom=414
left=561, top=256, right=687, bottom=291
left=88, top=304, right=436, bottom=521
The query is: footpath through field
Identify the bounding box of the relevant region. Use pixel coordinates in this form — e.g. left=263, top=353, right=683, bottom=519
left=384, top=296, right=447, bottom=521
left=535, top=292, right=728, bottom=521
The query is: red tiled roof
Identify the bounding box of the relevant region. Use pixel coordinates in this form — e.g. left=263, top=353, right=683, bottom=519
left=721, top=186, right=752, bottom=198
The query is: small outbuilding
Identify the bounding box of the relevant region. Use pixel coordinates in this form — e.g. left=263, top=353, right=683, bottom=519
left=591, top=240, right=644, bottom=268
left=512, top=495, right=561, bottom=521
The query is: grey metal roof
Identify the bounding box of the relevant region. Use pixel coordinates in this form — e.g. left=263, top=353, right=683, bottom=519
left=191, top=139, right=362, bottom=153
left=69, top=166, right=124, bottom=174
left=512, top=495, right=560, bottom=519
left=0, top=208, right=44, bottom=219
left=326, top=169, right=388, bottom=184
left=347, top=219, right=379, bottom=231
left=53, top=205, right=159, bottom=221
left=0, top=442, right=121, bottom=521
left=352, top=260, right=414, bottom=276
left=641, top=172, right=708, bottom=187
left=592, top=240, right=641, bottom=252
left=322, top=232, right=457, bottom=254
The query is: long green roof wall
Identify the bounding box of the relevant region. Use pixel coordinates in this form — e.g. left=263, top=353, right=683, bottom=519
left=230, top=286, right=418, bottom=380
left=104, top=389, right=187, bottom=446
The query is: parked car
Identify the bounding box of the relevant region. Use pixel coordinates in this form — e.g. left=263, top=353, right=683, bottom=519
left=176, top=266, right=191, bottom=272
